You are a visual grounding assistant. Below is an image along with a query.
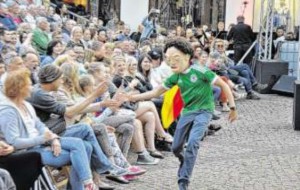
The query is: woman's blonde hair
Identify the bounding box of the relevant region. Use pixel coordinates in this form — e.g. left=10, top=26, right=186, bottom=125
left=111, top=55, right=126, bottom=67
left=4, top=68, right=31, bottom=98
left=60, top=63, right=84, bottom=96
left=125, top=56, right=137, bottom=75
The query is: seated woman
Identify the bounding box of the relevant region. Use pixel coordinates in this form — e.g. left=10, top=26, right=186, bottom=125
left=0, top=140, right=42, bottom=190
left=41, top=40, right=64, bottom=67
left=135, top=54, right=157, bottom=99
left=79, top=75, right=147, bottom=181
left=111, top=55, right=164, bottom=159
left=125, top=55, right=174, bottom=142
left=54, top=63, right=133, bottom=159
left=77, top=72, right=134, bottom=158
left=66, top=26, right=85, bottom=49
left=87, top=62, right=160, bottom=165
left=0, top=69, right=97, bottom=190
left=212, top=39, right=267, bottom=93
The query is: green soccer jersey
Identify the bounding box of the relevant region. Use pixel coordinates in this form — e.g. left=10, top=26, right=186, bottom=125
left=163, top=64, right=217, bottom=115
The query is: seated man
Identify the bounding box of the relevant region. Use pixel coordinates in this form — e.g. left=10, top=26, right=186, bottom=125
left=212, top=39, right=268, bottom=92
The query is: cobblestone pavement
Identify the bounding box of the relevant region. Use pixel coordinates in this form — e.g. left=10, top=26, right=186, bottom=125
left=109, top=94, right=300, bottom=190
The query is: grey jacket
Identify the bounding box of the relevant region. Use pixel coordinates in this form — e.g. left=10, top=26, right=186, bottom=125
left=0, top=101, right=47, bottom=150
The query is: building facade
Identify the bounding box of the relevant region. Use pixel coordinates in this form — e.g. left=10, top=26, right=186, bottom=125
left=148, top=0, right=226, bottom=29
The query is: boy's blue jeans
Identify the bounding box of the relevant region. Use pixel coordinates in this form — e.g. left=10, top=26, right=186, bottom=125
left=171, top=110, right=212, bottom=188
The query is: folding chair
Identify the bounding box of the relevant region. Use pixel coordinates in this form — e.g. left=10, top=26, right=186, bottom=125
left=31, top=166, right=69, bottom=190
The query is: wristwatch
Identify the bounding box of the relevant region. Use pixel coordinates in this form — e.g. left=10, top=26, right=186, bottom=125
left=230, top=107, right=236, bottom=111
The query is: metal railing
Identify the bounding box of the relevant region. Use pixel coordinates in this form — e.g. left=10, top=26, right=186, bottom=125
left=49, top=2, right=90, bottom=26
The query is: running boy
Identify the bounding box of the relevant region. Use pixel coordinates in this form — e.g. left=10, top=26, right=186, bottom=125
left=128, top=37, right=237, bottom=190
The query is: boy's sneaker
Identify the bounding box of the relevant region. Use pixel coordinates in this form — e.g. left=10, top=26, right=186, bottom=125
left=207, top=129, right=215, bottom=136
left=208, top=124, right=222, bottom=131
left=136, top=152, right=160, bottom=165
left=178, top=179, right=189, bottom=190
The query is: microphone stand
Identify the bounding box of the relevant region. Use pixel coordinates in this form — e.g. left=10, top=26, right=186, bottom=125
left=242, top=1, right=249, bottom=16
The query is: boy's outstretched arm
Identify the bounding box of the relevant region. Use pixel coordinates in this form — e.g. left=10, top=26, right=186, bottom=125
left=130, top=85, right=167, bottom=102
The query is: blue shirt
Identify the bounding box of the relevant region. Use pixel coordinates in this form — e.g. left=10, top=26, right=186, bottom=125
left=141, top=16, right=156, bottom=40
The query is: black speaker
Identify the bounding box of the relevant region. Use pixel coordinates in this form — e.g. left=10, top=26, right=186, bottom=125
left=293, top=80, right=300, bottom=130
left=272, top=75, right=297, bottom=94
left=255, top=59, right=289, bottom=84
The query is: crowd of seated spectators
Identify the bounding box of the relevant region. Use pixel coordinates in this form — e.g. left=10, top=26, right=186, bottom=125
left=0, top=0, right=289, bottom=189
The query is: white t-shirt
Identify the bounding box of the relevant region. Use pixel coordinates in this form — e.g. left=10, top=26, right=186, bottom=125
left=150, top=61, right=172, bottom=89
left=19, top=105, right=39, bottom=138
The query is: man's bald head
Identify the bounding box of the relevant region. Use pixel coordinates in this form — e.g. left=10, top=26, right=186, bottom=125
left=23, top=52, right=39, bottom=71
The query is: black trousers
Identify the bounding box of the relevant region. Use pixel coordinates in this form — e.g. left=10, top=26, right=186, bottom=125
left=0, top=152, right=43, bottom=190
left=233, top=43, right=253, bottom=65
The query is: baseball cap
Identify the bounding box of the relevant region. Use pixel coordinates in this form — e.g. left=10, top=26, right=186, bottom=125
left=148, top=48, right=163, bottom=60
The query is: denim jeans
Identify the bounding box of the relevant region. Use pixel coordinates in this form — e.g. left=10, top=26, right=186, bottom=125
left=62, top=123, right=112, bottom=174
left=31, top=137, right=93, bottom=190
left=171, top=110, right=212, bottom=188
left=229, top=64, right=256, bottom=85
left=219, top=70, right=252, bottom=93
left=213, top=86, right=221, bottom=102
left=236, top=76, right=252, bottom=93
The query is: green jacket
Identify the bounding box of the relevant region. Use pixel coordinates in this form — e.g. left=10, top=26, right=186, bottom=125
left=32, top=28, right=50, bottom=55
